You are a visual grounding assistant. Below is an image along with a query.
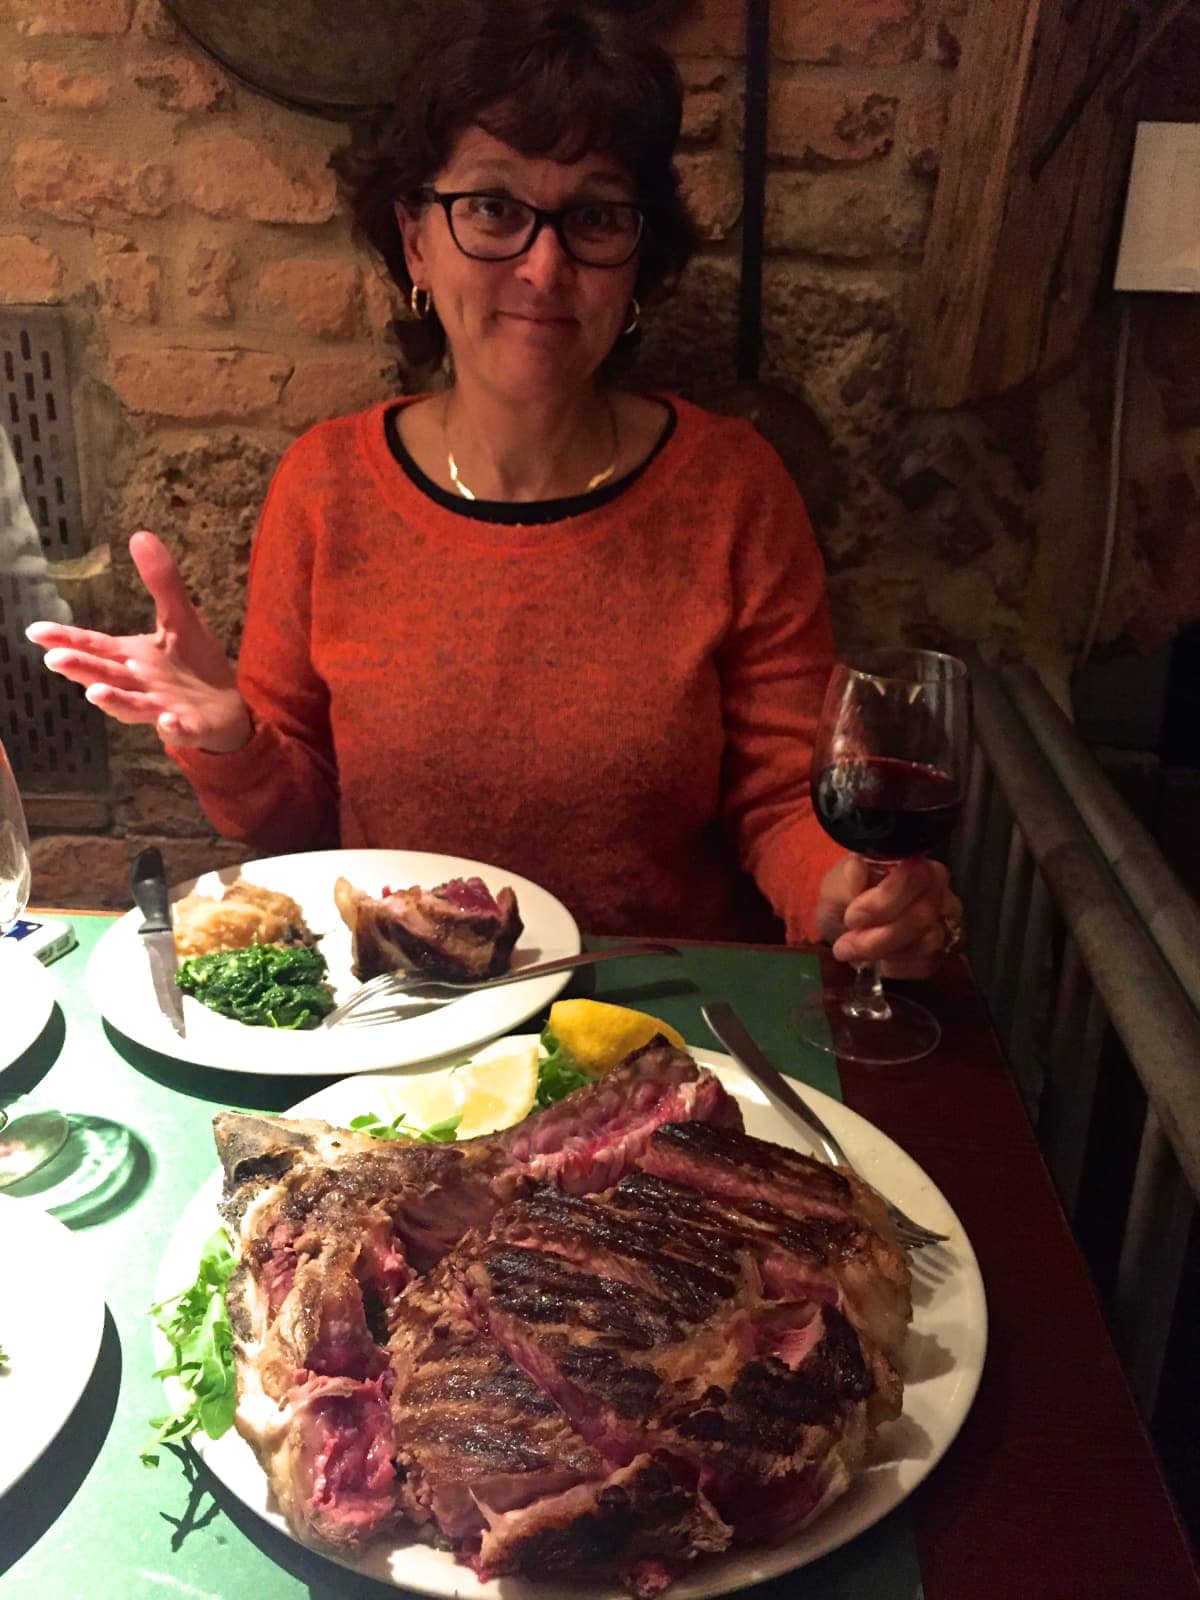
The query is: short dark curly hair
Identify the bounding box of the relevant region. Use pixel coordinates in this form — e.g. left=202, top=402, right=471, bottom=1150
left=341, top=0, right=697, bottom=370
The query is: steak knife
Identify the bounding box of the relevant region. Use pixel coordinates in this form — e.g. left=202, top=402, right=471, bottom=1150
left=701, top=1001, right=843, bottom=1167
left=702, top=1001, right=950, bottom=1246
left=130, top=847, right=185, bottom=1038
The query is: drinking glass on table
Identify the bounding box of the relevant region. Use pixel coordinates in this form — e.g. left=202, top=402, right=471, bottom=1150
left=795, top=649, right=970, bottom=1065
left=0, top=738, right=68, bottom=1185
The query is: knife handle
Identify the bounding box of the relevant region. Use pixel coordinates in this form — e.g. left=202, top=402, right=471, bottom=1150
left=131, top=847, right=172, bottom=934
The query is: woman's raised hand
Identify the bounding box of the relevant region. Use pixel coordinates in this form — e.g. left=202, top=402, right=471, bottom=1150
left=25, top=530, right=252, bottom=754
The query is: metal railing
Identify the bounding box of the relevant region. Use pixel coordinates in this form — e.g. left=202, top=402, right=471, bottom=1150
left=952, top=661, right=1200, bottom=1415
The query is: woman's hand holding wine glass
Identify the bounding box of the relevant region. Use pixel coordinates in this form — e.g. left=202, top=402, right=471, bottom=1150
left=798, top=649, right=970, bottom=1065
left=816, top=854, right=961, bottom=979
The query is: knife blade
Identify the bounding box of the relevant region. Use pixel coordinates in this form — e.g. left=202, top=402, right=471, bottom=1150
left=700, top=1001, right=844, bottom=1168
left=130, top=847, right=185, bottom=1038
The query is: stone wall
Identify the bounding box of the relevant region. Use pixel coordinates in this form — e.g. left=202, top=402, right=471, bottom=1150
left=0, top=0, right=1185, bottom=905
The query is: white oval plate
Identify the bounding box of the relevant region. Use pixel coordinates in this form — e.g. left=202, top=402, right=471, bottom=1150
left=0, top=947, right=56, bottom=1069
left=86, top=849, right=580, bottom=1076
left=156, top=1044, right=987, bottom=1598
left=0, top=1194, right=106, bottom=1498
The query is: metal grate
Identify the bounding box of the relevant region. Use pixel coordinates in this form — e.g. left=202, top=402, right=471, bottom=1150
left=0, top=308, right=107, bottom=789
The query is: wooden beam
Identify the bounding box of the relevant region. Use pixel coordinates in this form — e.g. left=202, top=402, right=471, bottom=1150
left=911, top=0, right=1137, bottom=407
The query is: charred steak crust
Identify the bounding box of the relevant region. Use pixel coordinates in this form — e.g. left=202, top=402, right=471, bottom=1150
left=211, top=1046, right=910, bottom=1585
left=495, top=1453, right=727, bottom=1582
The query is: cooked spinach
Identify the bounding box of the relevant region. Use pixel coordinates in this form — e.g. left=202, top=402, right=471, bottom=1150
left=175, top=943, right=335, bottom=1029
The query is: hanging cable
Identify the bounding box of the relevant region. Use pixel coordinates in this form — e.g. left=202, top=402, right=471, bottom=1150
left=1077, top=296, right=1132, bottom=667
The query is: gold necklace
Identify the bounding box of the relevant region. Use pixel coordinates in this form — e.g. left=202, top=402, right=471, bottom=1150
left=444, top=394, right=618, bottom=502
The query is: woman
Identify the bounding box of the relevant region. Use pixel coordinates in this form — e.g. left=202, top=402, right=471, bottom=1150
left=27, top=0, right=957, bottom=971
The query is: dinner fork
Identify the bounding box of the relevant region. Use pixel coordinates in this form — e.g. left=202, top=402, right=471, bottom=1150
left=323, top=941, right=681, bottom=1027
left=701, top=1002, right=948, bottom=1250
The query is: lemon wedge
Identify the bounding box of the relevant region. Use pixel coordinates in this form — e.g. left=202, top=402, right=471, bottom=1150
left=547, top=998, right=686, bottom=1078
left=451, top=1042, right=540, bottom=1139
left=372, top=1069, right=461, bottom=1131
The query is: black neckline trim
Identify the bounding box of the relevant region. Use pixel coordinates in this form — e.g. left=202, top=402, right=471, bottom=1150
left=384, top=398, right=677, bottom=524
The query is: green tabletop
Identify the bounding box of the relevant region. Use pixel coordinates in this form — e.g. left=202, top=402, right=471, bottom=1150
left=0, top=918, right=921, bottom=1600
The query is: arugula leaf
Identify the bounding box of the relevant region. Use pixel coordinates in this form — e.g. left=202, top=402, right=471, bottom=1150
left=142, top=1228, right=237, bottom=1467
left=420, top=1115, right=463, bottom=1143
left=349, top=1110, right=463, bottom=1143
left=536, top=1029, right=589, bottom=1107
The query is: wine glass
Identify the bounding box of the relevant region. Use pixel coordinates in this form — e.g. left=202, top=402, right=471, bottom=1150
left=794, top=649, right=970, bottom=1065
left=0, top=737, right=69, bottom=1186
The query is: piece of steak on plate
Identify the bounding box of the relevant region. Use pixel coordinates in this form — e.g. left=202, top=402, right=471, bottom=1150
left=248, top=1369, right=398, bottom=1555
left=604, top=1167, right=912, bottom=1361
left=212, top=1114, right=530, bottom=1555
left=389, top=1258, right=731, bottom=1591
left=640, top=1122, right=909, bottom=1333
left=501, top=1041, right=743, bottom=1193
left=444, top=1184, right=896, bottom=1551
left=334, top=874, right=522, bottom=981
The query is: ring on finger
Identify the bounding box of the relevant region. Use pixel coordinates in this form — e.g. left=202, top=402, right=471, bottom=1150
left=941, top=912, right=964, bottom=955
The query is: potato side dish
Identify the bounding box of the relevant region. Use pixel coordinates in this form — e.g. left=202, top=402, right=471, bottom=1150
left=173, top=879, right=316, bottom=959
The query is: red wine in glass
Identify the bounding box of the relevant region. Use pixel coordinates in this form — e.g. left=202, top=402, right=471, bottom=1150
left=813, top=758, right=962, bottom=860
left=796, top=650, right=970, bottom=1066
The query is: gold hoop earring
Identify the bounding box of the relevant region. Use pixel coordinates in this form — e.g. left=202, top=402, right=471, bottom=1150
left=623, top=298, right=640, bottom=336
left=410, top=285, right=432, bottom=320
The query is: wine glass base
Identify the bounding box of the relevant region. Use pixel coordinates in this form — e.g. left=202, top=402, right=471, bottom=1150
left=0, top=1111, right=71, bottom=1189
left=794, top=989, right=940, bottom=1066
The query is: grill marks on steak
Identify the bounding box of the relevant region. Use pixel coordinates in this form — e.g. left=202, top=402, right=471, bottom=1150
left=491, top=1187, right=743, bottom=1323
left=446, top=1203, right=888, bottom=1502
left=388, top=1263, right=732, bottom=1588
left=389, top=1293, right=610, bottom=1545
left=607, top=1165, right=912, bottom=1363
left=334, top=874, right=522, bottom=982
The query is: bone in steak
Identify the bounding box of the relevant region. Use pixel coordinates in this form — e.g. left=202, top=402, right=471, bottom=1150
left=333, top=873, right=522, bottom=981
left=210, top=1044, right=910, bottom=1590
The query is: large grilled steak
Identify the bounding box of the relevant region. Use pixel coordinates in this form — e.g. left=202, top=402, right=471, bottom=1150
left=211, top=1042, right=911, bottom=1591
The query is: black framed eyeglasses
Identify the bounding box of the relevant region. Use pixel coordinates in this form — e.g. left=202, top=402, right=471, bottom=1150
left=419, top=188, right=644, bottom=268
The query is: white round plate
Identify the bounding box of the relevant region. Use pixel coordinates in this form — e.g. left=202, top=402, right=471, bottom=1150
left=157, top=1043, right=987, bottom=1598
left=0, top=1194, right=106, bottom=1497
left=86, top=849, right=580, bottom=1076
left=0, top=947, right=56, bottom=1069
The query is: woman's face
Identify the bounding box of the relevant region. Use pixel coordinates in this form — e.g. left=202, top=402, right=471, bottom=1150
left=397, top=126, right=641, bottom=403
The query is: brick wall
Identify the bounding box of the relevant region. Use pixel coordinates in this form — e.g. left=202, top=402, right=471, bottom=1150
left=0, top=0, right=1170, bottom=904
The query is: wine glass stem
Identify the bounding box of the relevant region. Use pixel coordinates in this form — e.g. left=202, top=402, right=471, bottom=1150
left=842, top=961, right=892, bottom=1024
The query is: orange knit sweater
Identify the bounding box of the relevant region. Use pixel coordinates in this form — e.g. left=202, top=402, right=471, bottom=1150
left=172, top=395, right=844, bottom=941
